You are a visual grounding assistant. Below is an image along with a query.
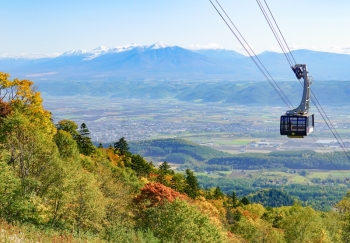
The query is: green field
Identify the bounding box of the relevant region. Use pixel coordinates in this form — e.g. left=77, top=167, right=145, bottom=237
left=199, top=169, right=350, bottom=186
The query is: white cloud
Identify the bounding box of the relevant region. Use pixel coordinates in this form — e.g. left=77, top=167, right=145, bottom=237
left=0, top=53, right=60, bottom=59
left=26, top=72, right=57, bottom=77
left=268, top=44, right=350, bottom=54
left=188, top=43, right=224, bottom=50
left=326, top=45, right=350, bottom=54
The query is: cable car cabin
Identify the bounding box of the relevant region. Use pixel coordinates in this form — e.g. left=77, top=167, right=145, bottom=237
left=280, top=114, right=314, bottom=138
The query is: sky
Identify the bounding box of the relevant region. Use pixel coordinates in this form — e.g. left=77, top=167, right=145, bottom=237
left=1, top=0, right=350, bottom=57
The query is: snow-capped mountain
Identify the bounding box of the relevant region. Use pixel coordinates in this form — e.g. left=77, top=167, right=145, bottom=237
left=60, top=42, right=174, bottom=61
left=2, top=42, right=350, bottom=81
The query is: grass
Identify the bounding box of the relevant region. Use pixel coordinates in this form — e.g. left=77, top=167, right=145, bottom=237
left=331, top=171, right=350, bottom=178
left=0, top=221, right=105, bottom=243
left=292, top=175, right=309, bottom=183
left=231, top=139, right=258, bottom=145
left=308, top=172, right=330, bottom=179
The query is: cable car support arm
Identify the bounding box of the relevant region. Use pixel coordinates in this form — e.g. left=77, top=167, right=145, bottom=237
left=287, top=64, right=311, bottom=115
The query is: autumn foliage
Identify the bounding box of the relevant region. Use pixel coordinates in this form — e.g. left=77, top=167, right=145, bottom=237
left=0, top=99, right=11, bottom=118
left=3, top=71, right=350, bottom=242
left=133, top=182, right=186, bottom=208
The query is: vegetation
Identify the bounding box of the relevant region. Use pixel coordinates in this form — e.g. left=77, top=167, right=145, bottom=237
left=130, top=138, right=229, bottom=163
left=3, top=72, right=350, bottom=242
left=207, top=150, right=350, bottom=169
left=37, top=79, right=350, bottom=107
left=130, top=139, right=350, bottom=171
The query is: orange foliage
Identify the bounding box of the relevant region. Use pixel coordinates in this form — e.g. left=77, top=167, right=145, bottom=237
left=106, top=148, right=122, bottom=167
left=227, top=231, right=248, bottom=243
left=133, top=182, right=186, bottom=208
left=0, top=98, right=11, bottom=118
left=208, top=199, right=227, bottom=216
left=149, top=172, right=159, bottom=180
left=238, top=208, right=259, bottom=220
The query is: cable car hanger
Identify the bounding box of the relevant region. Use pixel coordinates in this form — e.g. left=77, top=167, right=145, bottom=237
left=280, top=64, right=314, bottom=138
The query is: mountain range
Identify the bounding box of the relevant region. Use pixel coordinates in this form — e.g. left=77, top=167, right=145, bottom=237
left=2, top=42, right=350, bottom=81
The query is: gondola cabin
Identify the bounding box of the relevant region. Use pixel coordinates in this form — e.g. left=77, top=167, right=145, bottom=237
left=280, top=114, right=314, bottom=138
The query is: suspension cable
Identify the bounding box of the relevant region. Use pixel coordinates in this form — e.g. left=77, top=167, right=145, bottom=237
left=310, top=93, right=350, bottom=164
left=310, top=133, right=349, bottom=180
left=214, top=0, right=293, bottom=109
left=261, top=0, right=297, bottom=65
left=256, top=0, right=294, bottom=66
left=209, top=0, right=293, bottom=109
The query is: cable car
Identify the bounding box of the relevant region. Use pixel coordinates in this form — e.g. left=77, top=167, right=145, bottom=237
left=280, top=64, right=314, bottom=138
left=280, top=114, right=314, bottom=138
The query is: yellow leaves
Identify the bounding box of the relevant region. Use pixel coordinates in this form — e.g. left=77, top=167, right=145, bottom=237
left=242, top=204, right=266, bottom=218
left=194, top=196, right=221, bottom=218
left=106, top=148, right=122, bottom=167
left=163, top=174, right=173, bottom=185
left=0, top=72, right=57, bottom=138
left=335, top=192, right=350, bottom=213
left=0, top=72, right=11, bottom=88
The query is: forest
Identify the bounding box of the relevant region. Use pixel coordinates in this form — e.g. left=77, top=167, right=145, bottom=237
left=2, top=71, right=350, bottom=242
left=130, top=139, right=350, bottom=170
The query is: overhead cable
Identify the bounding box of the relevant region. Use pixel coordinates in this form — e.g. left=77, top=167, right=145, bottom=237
left=209, top=0, right=294, bottom=109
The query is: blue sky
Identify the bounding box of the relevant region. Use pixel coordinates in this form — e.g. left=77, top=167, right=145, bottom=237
left=1, top=0, right=350, bottom=56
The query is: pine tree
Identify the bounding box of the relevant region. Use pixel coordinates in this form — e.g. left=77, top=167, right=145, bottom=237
left=213, top=186, right=224, bottom=199
left=159, top=161, right=173, bottom=175
left=77, top=123, right=95, bottom=156
left=241, top=196, right=250, bottom=205
left=114, top=137, right=130, bottom=156
left=184, top=169, right=199, bottom=199
left=231, top=191, right=237, bottom=208
left=130, top=154, right=153, bottom=177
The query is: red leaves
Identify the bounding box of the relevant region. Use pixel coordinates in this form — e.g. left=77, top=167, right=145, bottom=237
left=133, top=182, right=186, bottom=208
left=0, top=99, right=11, bottom=118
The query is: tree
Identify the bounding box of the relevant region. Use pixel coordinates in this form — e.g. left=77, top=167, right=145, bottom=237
left=278, top=204, right=329, bottom=243
left=240, top=197, right=250, bottom=205
left=157, top=161, right=174, bottom=186
left=158, top=161, right=172, bottom=174
left=133, top=182, right=185, bottom=209
left=0, top=111, right=62, bottom=196
left=130, top=154, right=153, bottom=177
left=213, top=186, right=224, bottom=199
left=56, top=120, right=95, bottom=156
left=184, top=169, right=200, bottom=199
left=0, top=98, right=11, bottom=119
left=136, top=199, right=226, bottom=243
left=114, top=137, right=130, bottom=156
left=77, top=123, right=95, bottom=156
left=0, top=72, right=56, bottom=137
left=56, top=120, right=79, bottom=137
left=52, top=169, right=106, bottom=233
left=54, top=130, right=79, bottom=159
left=231, top=191, right=238, bottom=208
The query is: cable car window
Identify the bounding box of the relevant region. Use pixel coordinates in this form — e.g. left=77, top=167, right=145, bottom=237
left=280, top=116, right=290, bottom=131
left=290, top=117, right=298, bottom=131
left=297, top=117, right=306, bottom=131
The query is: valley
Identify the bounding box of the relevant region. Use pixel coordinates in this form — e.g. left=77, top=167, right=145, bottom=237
left=43, top=94, right=350, bottom=155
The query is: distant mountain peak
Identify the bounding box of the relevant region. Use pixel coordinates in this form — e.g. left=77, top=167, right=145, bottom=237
left=60, top=49, right=88, bottom=57
left=92, top=46, right=109, bottom=52
left=149, top=42, right=173, bottom=50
